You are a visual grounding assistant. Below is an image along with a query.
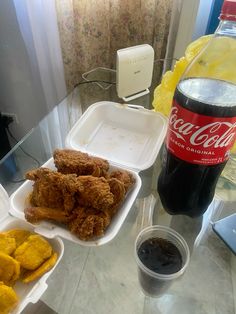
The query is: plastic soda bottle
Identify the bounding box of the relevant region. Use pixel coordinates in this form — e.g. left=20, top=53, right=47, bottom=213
left=158, top=0, right=236, bottom=217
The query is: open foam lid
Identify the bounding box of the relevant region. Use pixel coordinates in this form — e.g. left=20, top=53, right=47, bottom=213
left=0, top=184, right=10, bottom=222
left=66, top=102, right=167, bottom=172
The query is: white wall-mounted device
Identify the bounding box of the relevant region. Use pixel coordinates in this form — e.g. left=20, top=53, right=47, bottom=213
left=116, top=44, right=154, bottom=102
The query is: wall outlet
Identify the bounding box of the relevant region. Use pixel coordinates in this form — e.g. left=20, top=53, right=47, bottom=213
left=1, top=112, right=19, bottom=124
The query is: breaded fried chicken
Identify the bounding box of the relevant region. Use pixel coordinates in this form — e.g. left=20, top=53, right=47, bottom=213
left=107, top=178, right=126, bottom=215
left=25, top=169, right=114, bottom=215
left=68, top=207, right=111, bottom=240
left=24, top=207, right=70, bottom=224
left=24, top=151, right=136, bottom=241
left=109, top=170, right=135, bottom=192
left=24, top=205, right=112, bottom=241
left=53, top=149, right=109, bottom=177
left=26, top=168, right=83, bottom=212
left=76, top=176, right=114, bottom=210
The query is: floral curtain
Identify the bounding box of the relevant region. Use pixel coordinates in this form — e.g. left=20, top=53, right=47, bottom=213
left=55, top=0, right=175, bottom=92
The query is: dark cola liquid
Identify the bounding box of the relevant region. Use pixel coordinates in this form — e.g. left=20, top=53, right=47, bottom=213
left=158, top=78, right=236, bottom=217
left=137, top=237, right=182, bottom=296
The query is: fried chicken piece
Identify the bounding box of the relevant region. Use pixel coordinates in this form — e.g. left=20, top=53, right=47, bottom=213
left=107, top=178, right=126, bottom=215
left=26, top=168, right=83, bottom=212
left=24, top=162, right=133, bottom=242
left=68, top=207, right=111, bottom=240
left=76, top=175, right=114, bottom=210
left=53, top=149, right=109, bottom=177
left=109, top=170, right=135, bottom=192
left=24, top=207, right=70, bottom=224
left=14, top=235, right=52, bottom=270
left=0, top=282, right=18, bottom=314
left=24, top=206, right=111, bottom=241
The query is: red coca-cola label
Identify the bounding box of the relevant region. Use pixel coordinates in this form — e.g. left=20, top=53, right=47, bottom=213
left=166, top=101, right=236, bottom=165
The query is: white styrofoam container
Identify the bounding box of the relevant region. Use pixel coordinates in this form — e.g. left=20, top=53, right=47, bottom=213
left=10, top=101, right=167, bottom=247
left=0, top=185, right=64, bottom=314
left=10, top=158, right=141, bottom=246
left=66, top=102, right=167, bottom=171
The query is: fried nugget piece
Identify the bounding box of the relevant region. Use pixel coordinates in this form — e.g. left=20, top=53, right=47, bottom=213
left=0, top=281, right=18, bottom=314
left=68, top=207, right=111, bottom=240
left=53, top=149, right=109, bottom=177
left=24, top=207, right=70, bottom=224
left=26, top=168, right=83, bottom=212
left=3, top=229, right=32, bottom=248
left=14, top=235, right=52, bottom=270
left=22, top=252, right=58, bottom=283
left=76, top=176, right=114, bottom=210
left=0, top=234, right=16, bottom=255
left=109, top=170, right=135, bottom=192
left=0, top=253, right=20, bottom=285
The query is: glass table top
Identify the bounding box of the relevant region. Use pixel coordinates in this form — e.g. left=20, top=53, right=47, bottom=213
left=0, top=77, right=236, bottom=314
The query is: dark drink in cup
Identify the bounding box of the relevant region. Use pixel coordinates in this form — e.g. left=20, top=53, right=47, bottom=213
left=135, top=226, right=190, bottom=297
left=138, top=237, right=182, bottom=296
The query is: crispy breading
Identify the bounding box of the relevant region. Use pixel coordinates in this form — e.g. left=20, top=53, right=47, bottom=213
left=3, top=229, right=32, bottom=248
left=53, top=149, right=109, bottom=177
left=107, top=178, right=126, bottom=215
left=0, top=234, right=16, bottom=255
left=0, top=253, right=20, bottom=285
left=22, top=252, right=58, bottom=283
left=14, top=235, right=52, bottom=270
left=0, top=281, right=18, bottom=314
left=23, top=150, right=136, bottom=241
left=68, top=207, right=111, bottom=240
left=76, top=175, right=114, bottom=210
left=25, top=168, right=83, bottom=212
left=26, top=170, right=114, bottom=211
left=109, top=170, right=135, bottom=192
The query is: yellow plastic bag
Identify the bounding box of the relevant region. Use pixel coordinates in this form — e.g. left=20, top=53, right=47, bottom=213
left=152, top=35, right=212, bottom=117
left=152, top=34, right=236, bottom=153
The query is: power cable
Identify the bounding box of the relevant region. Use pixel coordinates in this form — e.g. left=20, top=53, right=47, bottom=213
left=5, top=126, right=41, bottom=183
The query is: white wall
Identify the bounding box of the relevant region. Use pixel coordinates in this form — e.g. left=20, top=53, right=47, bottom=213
left=172, top=0, right=200, bottom=60
left=172, top=0, right=213, bottom=60
left=0, top=0, right=49, bottom=139
left=193, top=0, right=214, bottom=41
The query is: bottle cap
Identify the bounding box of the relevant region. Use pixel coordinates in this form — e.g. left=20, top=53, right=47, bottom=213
left=220, top=0, right=236, bottom=21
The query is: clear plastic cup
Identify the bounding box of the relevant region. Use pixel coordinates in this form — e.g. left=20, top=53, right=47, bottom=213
left=134, top=225, right=190, bottom=298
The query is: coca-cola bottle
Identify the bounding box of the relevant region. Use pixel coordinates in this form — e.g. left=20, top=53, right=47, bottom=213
left=158, top=0, right=236, bottom=217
